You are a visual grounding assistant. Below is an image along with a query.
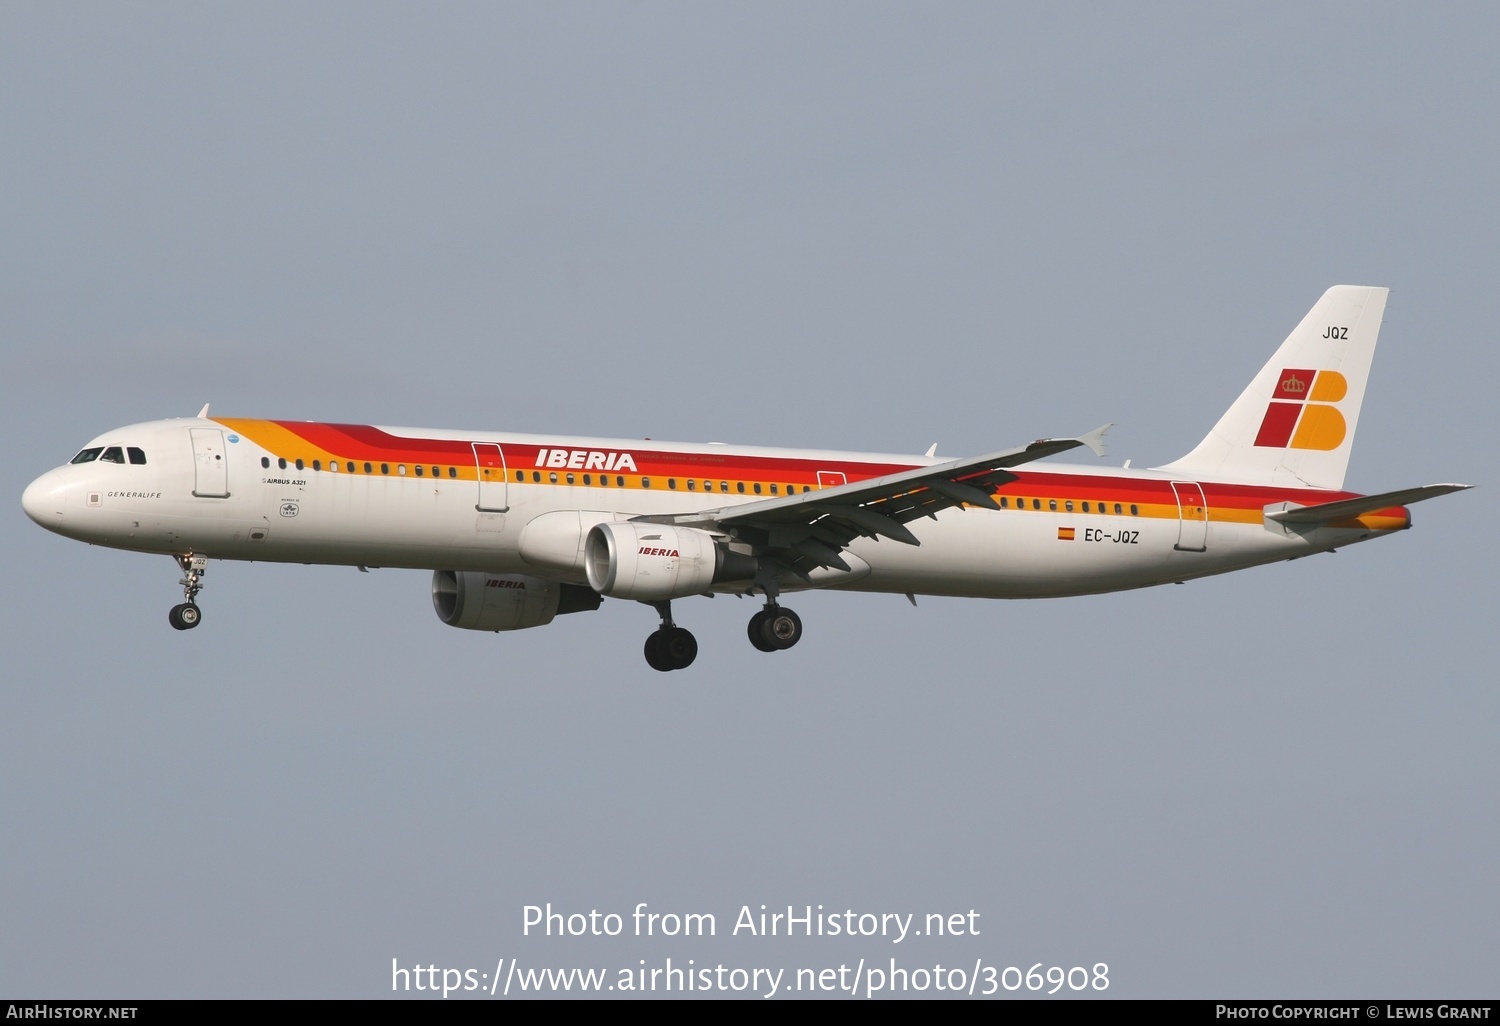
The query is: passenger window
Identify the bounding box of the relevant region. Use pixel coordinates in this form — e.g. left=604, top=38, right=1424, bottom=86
left=127, top=447, right=147, bottom=465
left=346, top=462, right=355, bottom=473
left=1065, top=500, right=1073, bottom=512
left=1113, top=503, right=1122, bottom=515
left=616, top=476, right=624, bottom=487
left=1048, top=499, right=1057, bottom=511
left=415, top=465, right=424, bottom=476
left=583, top=474, right=592, bottom=485
left=770, top=484, right=778, bottom=495
left=721, top=482, right=729, bottom=492
left=261, top=457, right=270, bottom=469
left=364, top=462, right=372, bottom=474
left=599, top=475, right=609, bottom=487
left=380, top=463, right=390, bottom=475
left=549, top=472, right=558, bottom=483
left=397, top=464, right=406, bottom=475
left=532, top=471, right=541, bottom=482
left=1000, top=496, right=1009, bottom=508
left=329, top=461, right=339, bottom=472
left=753, top=483, right=762, bottom=494
left=642, top=478, right=651, bottom=488
left=278, top=458, right=288, bottom=470
left=1130, top=504, right=1139, bottom=516
left=70, top=448, right=104, bottom=464
left=312, top=459, right=321, bottom=471
left=295, top=458, right=305, bottom=470
left=100, top=447, right=125, bottom=463
left=686, top=479, right=695, bottom=491
left=1032, top=499, right=1041, bottom=510
left=668, top=478, right=677, bottom=490
left=432, top=467, right=440, bottom=478
left=1081, top=501, right=1089, bottom=513
left=448, top=467, right=457, bottom=478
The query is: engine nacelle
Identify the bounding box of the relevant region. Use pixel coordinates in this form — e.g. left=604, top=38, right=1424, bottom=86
left=584, top=522, right=757, bottom=601
left=431, top=571, right=602, bottom=632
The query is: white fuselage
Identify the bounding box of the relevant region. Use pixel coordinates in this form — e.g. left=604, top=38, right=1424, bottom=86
left=21, top=417, right=1403, bottom=602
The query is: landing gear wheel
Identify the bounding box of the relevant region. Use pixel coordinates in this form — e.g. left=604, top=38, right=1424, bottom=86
left=749, top=605, right=801, bottom=651
left=765, top=606, right=801, bottom=649
left=168, top=603, right=201, bottom=631
left=661, top=626, right=697, bottom=669
left=747, top=610, right=776, bottom=652
left=644, top=626, right=698, bottom=671
left=644, top=631, right=671, bottom=671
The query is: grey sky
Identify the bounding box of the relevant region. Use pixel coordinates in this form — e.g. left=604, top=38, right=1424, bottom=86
left=2, top=2, right=1495, bottom=998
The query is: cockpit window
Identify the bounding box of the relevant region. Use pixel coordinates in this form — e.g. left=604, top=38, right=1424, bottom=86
left=99, top=446, right=125, bottom=464
left=70, top=447, right=104, bottom=464
left=127, top=447, right=147, bottom=465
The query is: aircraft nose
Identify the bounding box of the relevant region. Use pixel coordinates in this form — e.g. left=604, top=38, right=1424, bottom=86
left=21, top=468, right=69, bottom=529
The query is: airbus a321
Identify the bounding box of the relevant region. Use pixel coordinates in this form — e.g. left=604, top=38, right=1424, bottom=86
left=22, top=286, right=1469, bottom=670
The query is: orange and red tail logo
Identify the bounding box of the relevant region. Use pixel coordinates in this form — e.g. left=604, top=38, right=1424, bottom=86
left=1253, top=368, right=1348, bottom=450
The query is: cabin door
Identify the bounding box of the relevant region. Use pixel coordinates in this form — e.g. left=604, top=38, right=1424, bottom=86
left=473, top=443, right=509, bottom=512
left=1170, top=481, right=1208, bottom=552
left=190, top=429, right=230, bottom=498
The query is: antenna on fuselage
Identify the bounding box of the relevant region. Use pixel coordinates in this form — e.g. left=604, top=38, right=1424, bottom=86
left=196, top=403, right=211, bottom=419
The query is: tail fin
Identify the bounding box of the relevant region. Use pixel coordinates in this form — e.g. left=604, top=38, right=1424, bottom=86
left=1155, top=285, right=1388, bottom=490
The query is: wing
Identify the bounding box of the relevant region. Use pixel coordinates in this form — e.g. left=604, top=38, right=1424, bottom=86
left=645, top=425, right=1112, bottom=578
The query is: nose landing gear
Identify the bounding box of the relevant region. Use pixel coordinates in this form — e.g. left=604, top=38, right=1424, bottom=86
left=168, top=554, right=207, bottom=631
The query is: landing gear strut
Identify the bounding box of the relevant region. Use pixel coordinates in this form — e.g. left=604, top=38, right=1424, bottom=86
left=642, top=601, right=697, bottom=672
left=169, top=554, right=207, bottom=631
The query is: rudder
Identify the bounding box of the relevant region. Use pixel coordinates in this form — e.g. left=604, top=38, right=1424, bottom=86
left=1155, top=285, right=1388, bottom=490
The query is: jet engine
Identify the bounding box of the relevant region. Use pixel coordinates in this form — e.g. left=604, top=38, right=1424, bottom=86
left=431, top=571, right=601, bottom=631
left=584, top=522, right=758, bottom=601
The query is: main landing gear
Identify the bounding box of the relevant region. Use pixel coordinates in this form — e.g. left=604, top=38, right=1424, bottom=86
left=168, top=554, right=207, bottom=631
left=636, top=591, right=804, bottom=670
left=643, top=601, right=698, bottom=672
left=746, top=575, right=801, bottom=653
left=748, top=604, right=802, bottom=652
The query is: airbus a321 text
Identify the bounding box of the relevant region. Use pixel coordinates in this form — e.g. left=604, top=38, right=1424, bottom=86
left=22, top=286, right=1469, bottom=670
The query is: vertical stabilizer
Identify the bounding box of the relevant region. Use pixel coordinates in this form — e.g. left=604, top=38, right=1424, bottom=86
left=1154, top=285, right=1388, bottom=490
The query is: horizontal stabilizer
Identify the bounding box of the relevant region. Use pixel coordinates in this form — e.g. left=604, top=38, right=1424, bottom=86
left=1266, top=483, right=1471, bottom=525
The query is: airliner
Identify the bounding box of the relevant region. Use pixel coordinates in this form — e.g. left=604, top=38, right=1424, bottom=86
left=21, top=286, right=1469, bottom=670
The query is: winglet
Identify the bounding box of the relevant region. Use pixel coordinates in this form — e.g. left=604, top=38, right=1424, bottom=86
left=197, top=403, right=211, bottom=419
left=1078, top=423, right=1112, bottom=458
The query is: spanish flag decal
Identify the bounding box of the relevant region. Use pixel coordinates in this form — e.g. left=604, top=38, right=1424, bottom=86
left=1058, top=527, right=1076, bottom=540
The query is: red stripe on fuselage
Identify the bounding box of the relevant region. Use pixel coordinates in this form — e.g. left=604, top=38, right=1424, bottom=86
left=250, top=421, right=1366, bottom=511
